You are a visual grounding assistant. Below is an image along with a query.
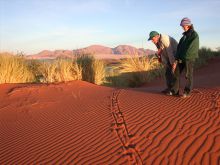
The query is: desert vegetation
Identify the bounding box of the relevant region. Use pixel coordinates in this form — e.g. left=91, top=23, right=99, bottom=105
left=105, top=55, right=164, bottom=87
left=76, top=54, right=105, bottom=85
left=0, top=53, right=35, bottom=83
left=194, top=47, right=220, bottom=68
left=0, top=47, right=219, bottom=86
left=0, top=53, right=105, bottom=85
left=37, top=59, right=82, bottom=83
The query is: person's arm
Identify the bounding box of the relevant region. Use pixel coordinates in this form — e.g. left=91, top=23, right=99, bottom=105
left=172, top=60, right=178, bottom=73
left=154, top=43, right=162, bottom=63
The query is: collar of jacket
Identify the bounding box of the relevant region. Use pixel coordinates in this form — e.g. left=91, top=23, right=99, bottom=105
left=182, top=28, right=194, bottom=36
left=158, top=34, right=162, bottom=43
left=156, top=34, right=162, bottom=49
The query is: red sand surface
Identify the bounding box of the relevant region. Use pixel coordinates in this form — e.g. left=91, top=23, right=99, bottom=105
left=0, top=57, right=220, bottom=164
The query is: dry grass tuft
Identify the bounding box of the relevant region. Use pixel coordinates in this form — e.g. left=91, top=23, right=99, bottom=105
left=0, top=53, right=35, bottom=83
left=76, top=54, right=105, bottom=85
left=119, top=55, right=163, bottom=87
left=39, top=59, right=82, bottom=83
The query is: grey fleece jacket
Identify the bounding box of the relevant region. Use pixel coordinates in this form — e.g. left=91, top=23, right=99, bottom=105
left=157, top=34, right=178, bottom=65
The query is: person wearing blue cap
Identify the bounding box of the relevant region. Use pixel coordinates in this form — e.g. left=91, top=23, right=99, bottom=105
left=148, top=31, right=178, bottom=94
left=171, top=17, right=199, bottom=98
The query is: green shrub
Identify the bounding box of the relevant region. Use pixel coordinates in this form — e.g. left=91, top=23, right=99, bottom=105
left=195, top=47, right=219, bottom=68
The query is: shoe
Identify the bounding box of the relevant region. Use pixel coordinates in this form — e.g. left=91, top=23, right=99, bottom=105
left=182, top=92, right=190, bottom=98
left=165, top=90, right=179, bottom=96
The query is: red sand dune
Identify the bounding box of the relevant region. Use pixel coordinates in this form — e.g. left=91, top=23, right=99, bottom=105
left=0, top=57, right=220, bottom=164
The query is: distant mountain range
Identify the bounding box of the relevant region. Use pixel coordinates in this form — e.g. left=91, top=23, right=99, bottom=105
left=27, top=45, right=155, bottom=60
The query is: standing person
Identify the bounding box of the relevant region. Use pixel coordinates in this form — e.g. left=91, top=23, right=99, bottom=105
left=172, top=17, right=199, bottom=98
left=148, top=31, right=178, bottom=94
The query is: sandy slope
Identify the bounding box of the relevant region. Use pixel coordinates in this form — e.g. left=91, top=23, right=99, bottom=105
left=0, top=58, right=220, bottom=164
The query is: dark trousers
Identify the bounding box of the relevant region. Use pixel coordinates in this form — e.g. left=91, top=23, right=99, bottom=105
left=165, top=63, right=174, bottom=90
left=172, top=60, right=194, bottom=94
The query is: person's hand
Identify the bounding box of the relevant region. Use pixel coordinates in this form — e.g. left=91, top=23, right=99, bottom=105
left=158, top=58, right=162, bottom=63
left=157, top=49, right=162, bottom=56
left=156, top=49, right=162, bottom=63
left=172, top=61, right=177, bottom=73
left=155, top=53, right=162, bottom=63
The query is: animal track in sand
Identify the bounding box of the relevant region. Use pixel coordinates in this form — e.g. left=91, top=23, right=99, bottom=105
left=110, top=89, right=143, bottom=165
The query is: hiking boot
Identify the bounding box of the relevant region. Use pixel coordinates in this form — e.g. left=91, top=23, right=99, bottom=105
left=165, top=90, right=179, bottom=96
left=181, top=92, right=190, bottom=98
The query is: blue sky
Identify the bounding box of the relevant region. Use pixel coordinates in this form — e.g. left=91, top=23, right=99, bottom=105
left=1, top=0, right=220, bottom=54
